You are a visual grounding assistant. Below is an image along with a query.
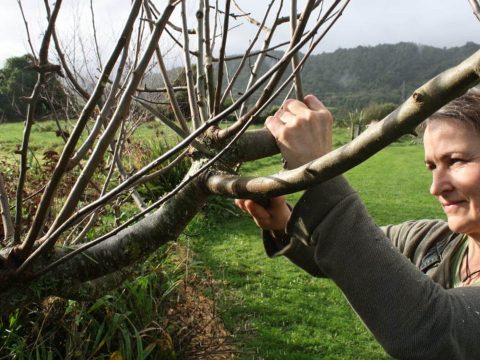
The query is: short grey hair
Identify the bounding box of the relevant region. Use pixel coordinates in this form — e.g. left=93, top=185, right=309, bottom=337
left=424, top=88, right=480, bottom=132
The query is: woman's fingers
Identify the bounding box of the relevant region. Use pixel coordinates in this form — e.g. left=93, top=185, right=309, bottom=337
left=244, top=200, right=271, bottom=221
left=303, top=94, right=327, bottom=111
left=234, top=197, right=290, bottom=230
left=234, top=199, right=247, bottom=213
left=265, top=115, right=285, bottom=138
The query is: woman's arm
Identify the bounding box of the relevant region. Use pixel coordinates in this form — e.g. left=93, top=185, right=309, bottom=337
left=291, top=179, right=480, bottom=360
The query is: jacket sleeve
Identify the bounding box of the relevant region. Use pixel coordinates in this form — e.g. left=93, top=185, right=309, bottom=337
left=287, top=176, right=480, bottom=360
left=261, top=176, right=356, bottom=277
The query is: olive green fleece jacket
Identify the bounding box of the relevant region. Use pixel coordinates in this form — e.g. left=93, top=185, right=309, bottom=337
left=263, top=176, right=480, bottom=360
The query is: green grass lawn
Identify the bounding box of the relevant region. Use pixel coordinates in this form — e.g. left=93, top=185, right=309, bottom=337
left=187, top=136, right=446, bottom=359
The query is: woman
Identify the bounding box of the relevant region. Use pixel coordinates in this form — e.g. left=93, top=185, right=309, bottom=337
left=235, top=91, right=480, bottom=359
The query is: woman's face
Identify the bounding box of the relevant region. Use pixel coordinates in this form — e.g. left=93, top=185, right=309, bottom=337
left=424, top=119, right=480, bottom=238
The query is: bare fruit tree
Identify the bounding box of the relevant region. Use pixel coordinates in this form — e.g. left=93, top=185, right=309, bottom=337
left=1, top=0, right=480, bottom=315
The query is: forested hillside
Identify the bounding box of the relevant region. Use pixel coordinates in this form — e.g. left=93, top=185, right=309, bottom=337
left=228, top=42, right=479, bottom=117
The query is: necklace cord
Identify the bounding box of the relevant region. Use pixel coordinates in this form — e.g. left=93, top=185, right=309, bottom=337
left=462, top=246, right=480, bottom=282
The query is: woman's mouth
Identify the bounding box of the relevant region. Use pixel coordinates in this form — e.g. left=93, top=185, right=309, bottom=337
left=441, top=200, right=466, bottom=211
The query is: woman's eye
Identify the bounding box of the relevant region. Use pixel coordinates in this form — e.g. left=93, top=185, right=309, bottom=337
left=449, top=158, right=464, bottom=165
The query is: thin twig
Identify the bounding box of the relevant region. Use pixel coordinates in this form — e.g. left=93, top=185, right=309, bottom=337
left=69, top=27, right=132, bottom=168
left=220, top=0, right=275, bottom=106
left=52, top=30, right=90, bottom=101
left=138, top=0, right=190, bottom=134
left=132, top=3, right=146, bottom=69
left=180, top=0, right=201, bottom=130
left=213, top=0, right=231, bottom=115
left=290, top=0, right=304, bottom=100
left=468, top=0, right=480, bottom=21
left=238, top=0, right=284, bottom=118
left=231, top=0, right=270, bottom=32
left=196, top=0, right=209, bottom=123
left=204, top=0, right=215, bottom=113
left=211, top=0, right=220, bottom=52
left=134, top=96, right=213, bottom=157
left=16, top=0, right=38, bottom=62
left=90, top=0, right=103, bottom=71
left=223, top=0, right=342, bottom=139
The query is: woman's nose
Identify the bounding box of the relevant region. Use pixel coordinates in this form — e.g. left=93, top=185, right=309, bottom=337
left=429, top=170, right=453, bottom=196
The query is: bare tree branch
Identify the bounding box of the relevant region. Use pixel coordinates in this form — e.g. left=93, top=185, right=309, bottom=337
left=89, top=0, right=103, bottom=71
left=238, top=0, right=284, bottom=118
left=14, top=0, right=63, bottom=245
left=468, top=0, right=480, bottom=21
left=3, top=177, right=208, bottom=315
left=196, top=0, right=209, bottom=123
left=213, top=0, right=231, bottom=115
left=220, top=0, right=275, bottom=106
left=223, top=0, right=341, bottom=139
left=21, top=0, right=144, bottom=252
left=211, top=0, right=220, bottom=53
left=290, top=0, right=304, bottom=100
left=231, top=0, right=270, bottom=32
left=180, top=0, right=202, bottom=130
left=143, top=0, right=190, bottom=133
left=204, top=0, right=215, bottom=113
left=16, top=0, right=38, bottom=62
left=0, top=173, right=13, bottom=245
left=69, top=34, right=131, bottom=169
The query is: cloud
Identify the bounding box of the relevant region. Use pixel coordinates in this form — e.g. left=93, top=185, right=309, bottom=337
left=0, top=0, right=477, bottom=67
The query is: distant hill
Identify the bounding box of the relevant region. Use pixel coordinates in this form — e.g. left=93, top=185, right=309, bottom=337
left=226, top=42, right=479, bottom=118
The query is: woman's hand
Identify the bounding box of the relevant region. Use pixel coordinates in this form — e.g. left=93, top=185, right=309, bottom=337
left=235, top=94, right=332, bottom=231
left=234, top=196, right=291, bottom=231
left=265, top=94, right=333, bottom=169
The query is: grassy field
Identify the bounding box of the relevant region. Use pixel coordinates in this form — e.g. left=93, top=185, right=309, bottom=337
left=187, top=136, right=445, bottom=359
left=0, top=120, right=446, bottom=359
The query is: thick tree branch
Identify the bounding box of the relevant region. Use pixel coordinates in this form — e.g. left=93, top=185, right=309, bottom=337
left=1, top=176, right=208, bottom=315
left=205, top=50, right=480, bottom=198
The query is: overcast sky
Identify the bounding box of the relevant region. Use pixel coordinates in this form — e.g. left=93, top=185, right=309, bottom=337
left=0, top=0, right=478, bottom=68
